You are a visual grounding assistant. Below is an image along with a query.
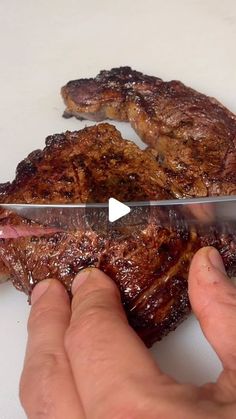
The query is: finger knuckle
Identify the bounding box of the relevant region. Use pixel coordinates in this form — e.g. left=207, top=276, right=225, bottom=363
left=220, top=289, right=236, bottom=308
left=65, top=303, right=111, bottom=349
left=65, top=287, right=124, bottom=354
left=197, top=301, right=212, bottom=328
left=72, top=285, right=120, bottom=311
left=198, top=285, right=236, bottom=325
left=28, top=305, right=63, bottom=331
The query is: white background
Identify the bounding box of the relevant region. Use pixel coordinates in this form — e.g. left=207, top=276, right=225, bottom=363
left=0, top=1, right=235, bottom=417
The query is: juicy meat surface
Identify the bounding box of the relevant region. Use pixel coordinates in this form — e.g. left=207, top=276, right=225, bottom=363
left=0, top=123, right=169, bottom=204
left=61, top=66, right=236, bottom=198
left=1, top=123, right=236, bottom=346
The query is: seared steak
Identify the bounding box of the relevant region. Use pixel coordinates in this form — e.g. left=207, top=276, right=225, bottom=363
left=0, top=123, right=169, bottom=204
left=61, top=67, right=236, bottom=198
left=1, top=123, right=236, bottom=346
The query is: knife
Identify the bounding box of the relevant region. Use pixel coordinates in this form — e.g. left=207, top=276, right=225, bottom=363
left=1, top=196, right=236, bottom=234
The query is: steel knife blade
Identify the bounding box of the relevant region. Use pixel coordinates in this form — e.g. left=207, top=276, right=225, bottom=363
left=1, top=196, right=236, bottom=231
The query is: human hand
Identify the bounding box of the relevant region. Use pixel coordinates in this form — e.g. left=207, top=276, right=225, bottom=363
left=20, top=247, right=236, bottom=418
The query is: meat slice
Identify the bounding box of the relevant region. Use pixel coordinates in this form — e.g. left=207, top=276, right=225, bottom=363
left=61, top=67, right=236, bottom=198
left=1, top=123, right=236, bottom=346
left=0, top=123, right=169, bottom=204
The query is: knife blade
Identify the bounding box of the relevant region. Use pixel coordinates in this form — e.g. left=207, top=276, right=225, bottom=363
left=1, top=196, right=236, bottom=232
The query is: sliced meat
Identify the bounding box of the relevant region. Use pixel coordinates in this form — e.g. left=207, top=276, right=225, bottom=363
left=61, top=67, right=236, bottom=198
left=1, top=123, right=236, bottom=346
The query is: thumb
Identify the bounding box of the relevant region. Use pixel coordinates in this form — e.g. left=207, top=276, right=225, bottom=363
left=188, top=246, right=236, bottom=371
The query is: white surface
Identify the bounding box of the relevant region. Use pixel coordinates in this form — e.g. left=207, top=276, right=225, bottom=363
left=109, top=198, right=131, bottom=222
left=0, top=0, right=235, bottom=417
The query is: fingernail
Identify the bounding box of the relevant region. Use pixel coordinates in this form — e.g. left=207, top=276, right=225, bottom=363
left=72, top=268, right=92, bottom=295
left=31, top=279, right=52, bottom=305
left=208, top=247, right=226, bottom=274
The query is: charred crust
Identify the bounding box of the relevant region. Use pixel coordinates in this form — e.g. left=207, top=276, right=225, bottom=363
left=45, top=133, right=68, bottom=148
left=0, top=182, right=11, bottom=197
left=97, top=66, right=161, bottom=86
left=16, top=158, right=37, bottom=179
left=62, top=110, right=73, bottom=119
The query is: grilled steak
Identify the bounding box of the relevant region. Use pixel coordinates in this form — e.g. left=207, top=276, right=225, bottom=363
left=1, top=123, right=236, bottom=346
left=0, top=124, right=169, bottom=204
left=61, top=66, right=236, bottom=198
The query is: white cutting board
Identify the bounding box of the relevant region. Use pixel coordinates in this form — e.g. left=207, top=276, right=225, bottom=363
left=0, top=0, right=235, bottom=417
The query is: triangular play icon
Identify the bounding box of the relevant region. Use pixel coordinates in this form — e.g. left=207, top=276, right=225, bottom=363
left=108, top=198, right=131, bottom=222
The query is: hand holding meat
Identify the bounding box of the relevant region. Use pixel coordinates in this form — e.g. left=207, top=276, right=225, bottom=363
left=20, top=247, right=236, bottom=419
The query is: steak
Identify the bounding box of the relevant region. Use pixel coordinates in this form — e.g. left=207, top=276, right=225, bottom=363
left=61, top=66, right=236, bottom=198
left=0, top=123, right=169, bottom=204
left=1, top=123, right=236, bottom=346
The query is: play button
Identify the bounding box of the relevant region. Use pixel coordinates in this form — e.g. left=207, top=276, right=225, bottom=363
left=108, top=198, right=131, bottom=222
left=84, top=198, right=149, bottom=235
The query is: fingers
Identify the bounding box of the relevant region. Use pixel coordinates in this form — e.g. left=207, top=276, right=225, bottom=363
left=20, top=279, right=84, bottom=419
left=65, top=268, right=165, bottom=419
left=188, top=203, right=215, bottom=223
left=188, top=247, right=236, bottom=370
